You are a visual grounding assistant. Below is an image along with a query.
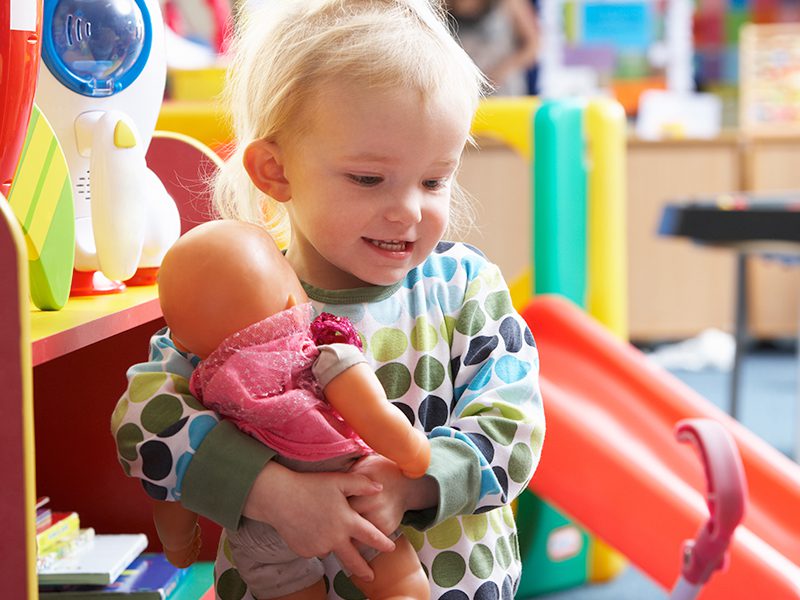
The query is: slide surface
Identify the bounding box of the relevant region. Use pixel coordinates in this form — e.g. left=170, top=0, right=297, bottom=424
left=523, top=296, right=800, bottom=598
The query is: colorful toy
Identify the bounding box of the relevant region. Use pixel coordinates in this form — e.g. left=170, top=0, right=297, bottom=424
left=153, top=219, right=431, bottom=599
left=35, top=0, right=180, bottom=294
left=533, top=99, right=587, bottom=306
left=145, top=131, right=223, bottom=235
left=1, top=0, right=76, bottom=311
left=0, top=0, right=42, bottom=195
left=584, top=99, right=627, bottom=339
left=7, top=105, right=75, bottom=310
left=517, top=97, right=629, bottom=597
left=670, top=419, right=747, bottom=599
left=526, top=295, right=800, bottom=599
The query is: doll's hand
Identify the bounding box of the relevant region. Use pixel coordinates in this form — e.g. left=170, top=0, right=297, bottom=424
left=242, top=461, right=395, bottom=582
left=163, top=523, right=202, bottom=568
left=348, top=454, right=439, bottom=535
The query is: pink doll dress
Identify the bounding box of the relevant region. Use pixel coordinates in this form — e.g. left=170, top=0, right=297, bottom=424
left=188, top=304, right=381, bottom=597
left=189, top=302, right=368, bottom=462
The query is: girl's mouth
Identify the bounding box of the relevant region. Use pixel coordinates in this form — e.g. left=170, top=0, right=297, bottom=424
left=365, top=238, right=409, bottom=252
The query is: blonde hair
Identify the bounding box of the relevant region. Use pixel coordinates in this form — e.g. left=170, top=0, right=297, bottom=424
left=213, top=0, right=487, bottom=248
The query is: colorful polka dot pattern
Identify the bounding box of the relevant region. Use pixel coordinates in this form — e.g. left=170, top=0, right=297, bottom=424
left=114, top=243, right=544, bottom=599
left=112, top=331, right=212, bottom=501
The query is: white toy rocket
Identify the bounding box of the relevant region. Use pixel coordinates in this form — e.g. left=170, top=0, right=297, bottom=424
left=35, top=0, right=179, bottom=292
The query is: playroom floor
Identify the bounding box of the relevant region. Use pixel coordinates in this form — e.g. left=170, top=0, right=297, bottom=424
left=524, top=341, right=798, bottom=600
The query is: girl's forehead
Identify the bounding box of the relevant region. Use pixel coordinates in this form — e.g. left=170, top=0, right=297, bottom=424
left=307, top=79, right=472, bottom=125
left=290, top=93, right=470, bottom=169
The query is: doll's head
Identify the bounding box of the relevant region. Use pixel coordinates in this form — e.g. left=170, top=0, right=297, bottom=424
left=158, top=220, right=308, bottom=358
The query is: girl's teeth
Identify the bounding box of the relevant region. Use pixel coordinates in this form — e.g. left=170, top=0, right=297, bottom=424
left=370, top=239, right=406, bottom=251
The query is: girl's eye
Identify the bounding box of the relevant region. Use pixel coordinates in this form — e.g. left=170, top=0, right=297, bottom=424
left=423, top=178, right=448, bottom=191
left=348, top=174, right=383, bottom=186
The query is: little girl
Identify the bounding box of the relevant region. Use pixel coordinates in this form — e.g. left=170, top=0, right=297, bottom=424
left=111, top=1, right=545, bottom=598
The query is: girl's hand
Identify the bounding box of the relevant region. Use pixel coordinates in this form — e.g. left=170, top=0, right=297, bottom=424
left=242, top=460, right=395, bottom=581
left=348, top=454, right=439, bottom=535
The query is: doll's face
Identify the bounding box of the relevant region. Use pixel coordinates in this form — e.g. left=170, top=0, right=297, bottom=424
left=159, top=220, right=308, bottom=358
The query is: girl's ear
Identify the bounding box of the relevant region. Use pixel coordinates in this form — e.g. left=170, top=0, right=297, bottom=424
left=243, top=140, right=291, bottom=202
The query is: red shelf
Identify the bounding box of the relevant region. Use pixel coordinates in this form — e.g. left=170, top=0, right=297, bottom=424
left=31, top=285, right=162, bottom=366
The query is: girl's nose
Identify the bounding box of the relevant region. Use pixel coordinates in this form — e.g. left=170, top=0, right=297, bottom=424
left=385, top=190, right=423, bottom=225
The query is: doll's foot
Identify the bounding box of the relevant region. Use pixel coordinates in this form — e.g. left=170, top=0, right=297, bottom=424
left=163, top=523, right=202, bottom=568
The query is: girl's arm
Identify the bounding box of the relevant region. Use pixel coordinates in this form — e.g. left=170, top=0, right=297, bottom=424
left=407, top=249, right=545, bottom=529
left=111, top=327, right=272, bottom=528
left=112, top=327, right=394, bottom=580
left=351, top=246, right=544, bottom=534
left=243, top=460, right=395, bottom=579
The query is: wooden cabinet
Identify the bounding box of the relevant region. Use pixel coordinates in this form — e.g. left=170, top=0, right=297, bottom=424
left=625, top=136, right=741, bottom=341
left=30, top=290, right=170, bottom=560
left=743, top=138, right=800, bottom=338
left=457, top=133, right=800, bottom=342
left=1, top=201, right=35, bottom=599
left=457, top=141, right=531, bottom=285
left=0, top=246, right=170, bottom=598
left=1, top=253, right=220, bottom=599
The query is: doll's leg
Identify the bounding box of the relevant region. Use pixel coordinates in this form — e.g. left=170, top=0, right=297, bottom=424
left=228, top=519, right=327, bottom=600
left=264, top=579, right=326, bottom=600
left=350, top=535, right=430, bottom=600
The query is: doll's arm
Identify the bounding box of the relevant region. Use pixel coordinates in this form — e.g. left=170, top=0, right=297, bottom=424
left=324, top=362, right=431, bottom=479
left=151, top=499, right=202, bottom=568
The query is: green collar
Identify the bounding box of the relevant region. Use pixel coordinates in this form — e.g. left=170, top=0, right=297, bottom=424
left=300, top=279, right=404, bottom=305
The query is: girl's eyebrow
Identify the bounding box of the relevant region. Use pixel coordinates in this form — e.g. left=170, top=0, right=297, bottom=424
left=342, top=153, right=459, bottom=168
left=341, top=152, right=393, bottom=164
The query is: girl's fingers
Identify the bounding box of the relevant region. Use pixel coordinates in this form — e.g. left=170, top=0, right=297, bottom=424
left=333, top=542, right=375, bottom=582
left=340, top=473, right=383, bottom=497
left=351, top=516, right=396, bottom=554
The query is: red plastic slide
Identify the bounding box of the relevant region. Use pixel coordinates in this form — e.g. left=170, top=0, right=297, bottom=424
left=522, top=296, right=800, bottom=599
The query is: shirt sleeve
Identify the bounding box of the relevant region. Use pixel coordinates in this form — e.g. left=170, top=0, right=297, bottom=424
left=111, top=327, right=275, bottom=530
left=405, top=249, right=545, bottom=529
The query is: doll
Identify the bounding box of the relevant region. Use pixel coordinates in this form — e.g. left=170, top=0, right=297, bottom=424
left=152, top=219, right=430, bottom=600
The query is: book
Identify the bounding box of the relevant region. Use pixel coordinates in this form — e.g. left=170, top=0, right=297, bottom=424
left=171, top=562, right=214, bottom=600
left=37, top=507, right=53, bottom=532
left=37, top=497, right=53, bottom=532
left=37, top=511, right=80, bottom=555
left=38, top=533, right=148, bottom=586
left=38, top=528, right=96, bottom=570
left=39, top=553, right=186, bottom=599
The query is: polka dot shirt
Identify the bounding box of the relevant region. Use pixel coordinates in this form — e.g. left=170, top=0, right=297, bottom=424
left=112, top=242, right=545, bottom=600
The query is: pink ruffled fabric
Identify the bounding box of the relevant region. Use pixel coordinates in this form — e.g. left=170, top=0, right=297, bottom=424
left=190, top=303, right=366, bottom=462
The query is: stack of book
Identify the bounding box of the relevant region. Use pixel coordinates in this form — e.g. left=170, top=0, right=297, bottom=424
left=39, top=553, right=187, bottom=599
left=36, top=497, right=93, bottom=570
left=35, top=498, right=187, bottom=599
